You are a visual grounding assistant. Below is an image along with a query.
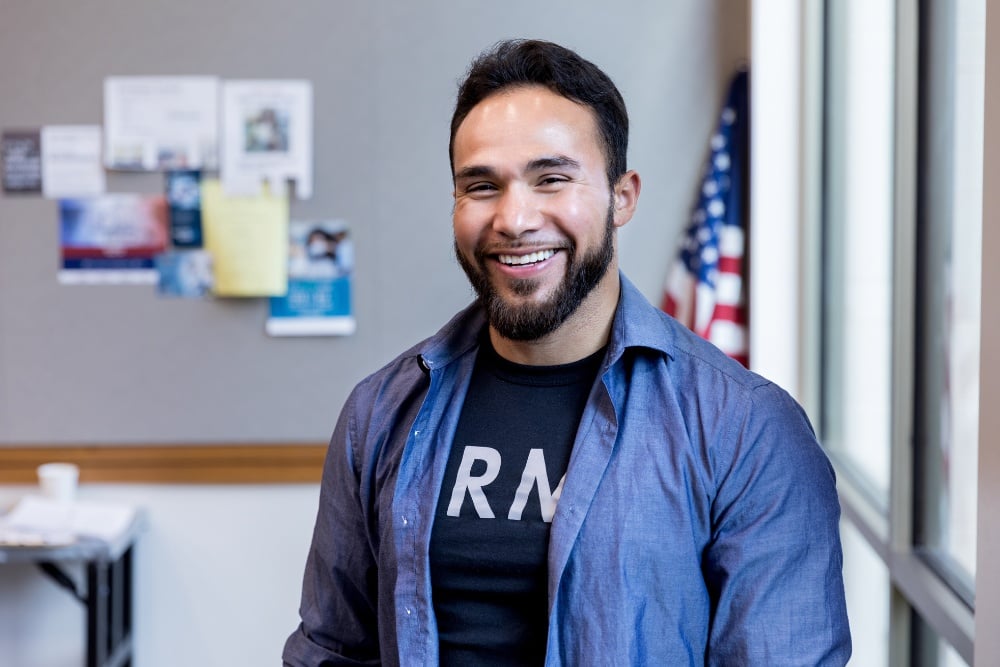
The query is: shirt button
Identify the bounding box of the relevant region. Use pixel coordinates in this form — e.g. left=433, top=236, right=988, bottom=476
left=401, top=516, right=408, bottom=526
left=405, top=607, right=412, bottom=615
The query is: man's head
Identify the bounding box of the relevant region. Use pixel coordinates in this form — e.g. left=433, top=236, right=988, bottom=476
left=450, top=39, right=629, bottom=189
left=450, top=40, right=640, bottom=350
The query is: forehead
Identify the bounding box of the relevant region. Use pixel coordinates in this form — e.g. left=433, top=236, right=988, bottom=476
left=453, top=85, right=603, bottom=167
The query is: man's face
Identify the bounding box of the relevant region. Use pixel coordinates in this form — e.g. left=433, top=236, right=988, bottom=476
left=452, top=85, right=619, bottom=341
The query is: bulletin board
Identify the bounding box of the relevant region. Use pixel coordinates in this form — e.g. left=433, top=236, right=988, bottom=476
left=0, top=0, right=748, bottom=482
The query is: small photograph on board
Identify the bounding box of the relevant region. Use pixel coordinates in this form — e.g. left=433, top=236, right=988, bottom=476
left=155, top=249, right=214, bottom=297
left=290, top=221, right=353, bottom=280
left=244, top=108, right=290, bottom=153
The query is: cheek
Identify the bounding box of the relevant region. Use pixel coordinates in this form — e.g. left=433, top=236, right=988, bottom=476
left=452, top=204, right=483, bottom=250
left=551, top=191, right=607, bottom=238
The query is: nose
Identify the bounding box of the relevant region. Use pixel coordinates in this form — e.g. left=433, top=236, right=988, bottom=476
left=492, top=184, right=542, bottom=238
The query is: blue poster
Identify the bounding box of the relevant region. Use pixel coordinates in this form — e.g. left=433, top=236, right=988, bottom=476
left=266, top=220, right=355, bottom=336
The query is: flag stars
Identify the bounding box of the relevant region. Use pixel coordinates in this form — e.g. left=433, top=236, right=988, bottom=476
left=701, top=245, right=719, bottom=266
left=707, top=198, right=725, bottom=218
left=662, top=70, right=747, bottom=366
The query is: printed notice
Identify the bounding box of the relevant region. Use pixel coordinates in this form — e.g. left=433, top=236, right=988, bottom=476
left=42, top=125, right=106, bottom=198
left=266, top=219, right=356, bottom=336
left=58, top=194, right=169, bottom=284
left=221, top=79, right=312, bottom=199
left=1, top=129, right=43, bottom=192
left=166, top=170, right=203, bottom=247
left=104, top=76, right=220, bottom=171
left=201, top=178, right=288, bottom=297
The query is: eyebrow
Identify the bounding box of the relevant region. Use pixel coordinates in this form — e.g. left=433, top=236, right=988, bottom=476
left=454, top=155, right=582, bottom=182
left=454, top=165, right=497, bottom=181
left=525, top=155, right=582, bottom=172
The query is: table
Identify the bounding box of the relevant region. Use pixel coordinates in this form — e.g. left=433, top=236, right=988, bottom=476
left=0, top=512, right=144, bottom=667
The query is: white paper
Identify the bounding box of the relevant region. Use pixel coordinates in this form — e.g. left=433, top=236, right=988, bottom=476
left=221, top=79, right=313, bottom=198
left=1, top=495, right=137, bottom=544
left=41, top=125, right=106, bottom=198
left=265, top=316, right=357, bottom=337
left=104, top=76, right=220, bottom=171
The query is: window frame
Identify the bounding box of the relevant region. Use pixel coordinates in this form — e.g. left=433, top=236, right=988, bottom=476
left=816, top=0, right=978, bottom=662
left=752, top=1, right=996, bottom=662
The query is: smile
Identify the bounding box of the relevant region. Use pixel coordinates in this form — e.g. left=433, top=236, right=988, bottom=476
left=497, top=250, right=556, bottom=266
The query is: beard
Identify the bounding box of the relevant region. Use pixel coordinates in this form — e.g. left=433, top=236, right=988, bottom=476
left=455, top=200, right=616, bottom=342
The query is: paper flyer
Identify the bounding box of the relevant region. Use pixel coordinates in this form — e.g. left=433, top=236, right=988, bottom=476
left=166, top=170, right=203, bottom=247
left=156, top=249, right=214, bottom=297
left=58, top=194, right=169, bottom=284
left=266, top=220, right=356, bottom=336
left=41, top=125, right=106, bottom=198
left=221, top=79, right=313, bottom=199
left=1, top=129, right=42, bottom=192
left=104, top=76, right=220, bottom=171
left=201, top=178, right=288, bottom=297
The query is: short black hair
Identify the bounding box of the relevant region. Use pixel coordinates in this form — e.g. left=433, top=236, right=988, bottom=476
left=449, top=39, right=629, bottom=187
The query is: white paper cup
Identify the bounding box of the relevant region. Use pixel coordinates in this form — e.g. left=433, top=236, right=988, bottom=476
left=37, top=462, right=80, bottom=503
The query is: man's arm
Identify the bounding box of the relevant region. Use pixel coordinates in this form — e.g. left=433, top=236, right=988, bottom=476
left=283, top=389, right=381, bottom=666
left=703, top=382, right=852, bottom=666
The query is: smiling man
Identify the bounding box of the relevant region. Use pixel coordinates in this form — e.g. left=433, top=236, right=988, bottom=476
left=284, top=39, right=851, bottom=666
left=451, top=81, right=637, bottom=362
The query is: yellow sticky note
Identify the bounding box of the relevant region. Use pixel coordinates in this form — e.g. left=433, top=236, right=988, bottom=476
left=201, top=179, right=289, bottom=297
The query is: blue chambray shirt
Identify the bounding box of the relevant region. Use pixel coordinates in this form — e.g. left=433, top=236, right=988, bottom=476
left=284, top=274, right=851, bottom=666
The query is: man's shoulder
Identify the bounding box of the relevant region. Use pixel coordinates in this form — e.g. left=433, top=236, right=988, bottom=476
left=662, top=317, right=767, bottom=390
left=351, top=301, right=485, bottom=398
left=614, top=278, right=811, bottom=432
left=615, top=277, right=766, bottom=394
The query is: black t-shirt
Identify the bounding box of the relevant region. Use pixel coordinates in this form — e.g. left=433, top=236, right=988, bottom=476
left=429, top=336, right=604, bottom=665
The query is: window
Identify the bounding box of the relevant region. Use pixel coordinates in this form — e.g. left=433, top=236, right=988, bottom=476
left=841, top=519, right=890, bottom=664
left=821, top=0, right=895, bottom=506
left=913, top=0, right=982, bottom=598
left=820, top=0, right=983, bottom=663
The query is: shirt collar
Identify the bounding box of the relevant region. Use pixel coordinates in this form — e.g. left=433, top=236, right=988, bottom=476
left=608, top=272, right=676, bottom=362
left=418, top=271, right=675, bottom=371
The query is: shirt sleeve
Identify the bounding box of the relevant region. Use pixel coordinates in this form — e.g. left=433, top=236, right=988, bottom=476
left=283, top=388, right=382, bottom=667
left=703, top=381, right=852, bottom=666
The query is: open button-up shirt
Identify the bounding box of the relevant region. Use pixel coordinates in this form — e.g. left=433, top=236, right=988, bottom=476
left=283, top=274, right=851, bottom=666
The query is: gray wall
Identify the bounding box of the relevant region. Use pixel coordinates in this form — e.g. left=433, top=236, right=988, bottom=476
left=0, top=0, right=748, bottom=445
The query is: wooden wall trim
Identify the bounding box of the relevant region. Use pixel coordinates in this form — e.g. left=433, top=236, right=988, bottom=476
left=0, top=443, right=328, bottom=484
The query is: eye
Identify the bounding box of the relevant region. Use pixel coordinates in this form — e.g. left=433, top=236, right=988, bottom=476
left=536, top=175, right=569, bottom=189
left=463, top=182, right=498, bottom=197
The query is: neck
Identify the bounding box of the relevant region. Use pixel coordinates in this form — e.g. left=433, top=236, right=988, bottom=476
left=489, top=268, right=620, bottom=366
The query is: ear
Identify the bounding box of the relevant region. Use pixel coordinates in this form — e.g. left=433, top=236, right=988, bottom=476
left=611, top=170, right=641, bottom=228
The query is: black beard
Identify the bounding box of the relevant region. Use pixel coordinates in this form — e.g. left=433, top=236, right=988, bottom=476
left=455, top=201, right=616, bottom=341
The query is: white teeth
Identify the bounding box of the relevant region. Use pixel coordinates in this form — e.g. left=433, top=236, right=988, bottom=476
left=498, top=250, right=556, bottom=266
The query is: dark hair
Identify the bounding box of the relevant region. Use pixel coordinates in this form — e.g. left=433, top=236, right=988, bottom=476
left=449, top=39, right=629, bottom=187
left=307, top=228, right=336, bottom=243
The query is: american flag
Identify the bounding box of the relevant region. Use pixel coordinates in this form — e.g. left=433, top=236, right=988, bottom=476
left=662, top=69, right=749, bottom=367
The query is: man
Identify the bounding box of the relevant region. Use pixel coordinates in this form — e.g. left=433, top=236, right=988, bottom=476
left=284, top=39, right=851, bottom=666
